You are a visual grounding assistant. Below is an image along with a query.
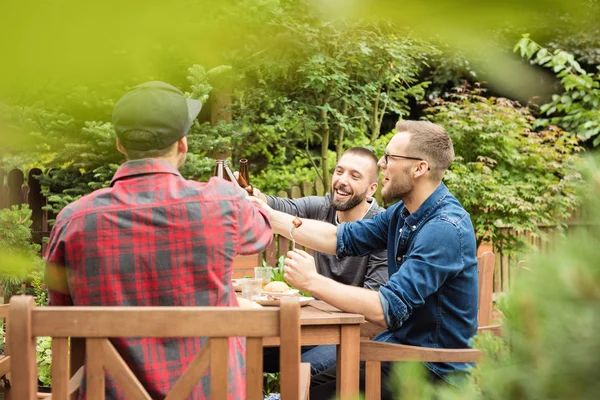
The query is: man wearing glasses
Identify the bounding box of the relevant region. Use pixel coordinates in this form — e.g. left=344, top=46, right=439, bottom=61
left=249, top=120, right=478, bottom=399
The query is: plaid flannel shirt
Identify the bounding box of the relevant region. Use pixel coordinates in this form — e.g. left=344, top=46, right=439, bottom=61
left=45, top=158, right=272, bottom=400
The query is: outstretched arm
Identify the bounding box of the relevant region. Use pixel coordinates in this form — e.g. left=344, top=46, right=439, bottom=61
left=246, top=196, right=338, bottom=254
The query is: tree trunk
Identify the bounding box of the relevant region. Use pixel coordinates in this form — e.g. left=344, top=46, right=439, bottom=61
left=336, top=101, right=349, bottom=160
left=370, top=88, right=381, bottom=143
left=320, top=98, right=331, bottom=188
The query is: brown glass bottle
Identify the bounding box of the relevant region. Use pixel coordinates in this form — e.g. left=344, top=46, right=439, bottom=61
left=237, top=159, right=254, bottom=195
left=213, top=160, right=231, bottom=181
left=239, top=159, right=250, bottom=186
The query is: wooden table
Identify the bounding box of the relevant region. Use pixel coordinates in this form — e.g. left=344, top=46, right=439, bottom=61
left=263, top=300, right=364, bottom=399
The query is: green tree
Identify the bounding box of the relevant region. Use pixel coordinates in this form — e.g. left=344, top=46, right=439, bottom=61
left=427, top=85, right=582, bottom=252
left=515, top=35, right=600, bottom=146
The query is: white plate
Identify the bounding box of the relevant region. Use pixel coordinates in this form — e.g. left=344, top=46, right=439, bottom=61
left=258, top=296, right=313, bottom=307
left=261, top=289, right=300, bottom=297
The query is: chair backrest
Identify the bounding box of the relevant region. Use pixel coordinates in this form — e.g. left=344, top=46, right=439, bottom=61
left=477, top=251, right=495, bottom=327
left=8, top=296, right=302, bottom=400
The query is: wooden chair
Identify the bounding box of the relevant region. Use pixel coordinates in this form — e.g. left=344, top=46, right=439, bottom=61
left=8, top=296, right=309, bottom=400
left=360, top=251, right=499, bottom=400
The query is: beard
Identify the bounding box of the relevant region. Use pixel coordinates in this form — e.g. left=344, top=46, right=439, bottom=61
left=382, top=166, right=414, bottom=204
left=330, top=184, right=368, bottom=211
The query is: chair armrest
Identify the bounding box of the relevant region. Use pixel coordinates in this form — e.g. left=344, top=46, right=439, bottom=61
left=360, top=322, right=384, bottom=340
left=359, top=341, right=483, bottom=363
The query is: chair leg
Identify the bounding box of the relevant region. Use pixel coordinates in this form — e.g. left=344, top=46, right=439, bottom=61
left=364, top=361, right=381, bottom=400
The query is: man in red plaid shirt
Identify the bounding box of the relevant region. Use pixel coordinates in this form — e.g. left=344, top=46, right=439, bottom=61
left=45, top=81, right=272, bottom=399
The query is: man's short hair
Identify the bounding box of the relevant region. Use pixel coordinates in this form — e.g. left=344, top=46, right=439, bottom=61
left=120, top=130, right=178, bottom=160
left=395, top=120, right=454, bottom=181
left=343, top=147, right=380, bottom=182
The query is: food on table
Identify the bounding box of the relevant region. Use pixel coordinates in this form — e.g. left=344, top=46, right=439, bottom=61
left=263, top=281, right=290, bottom=293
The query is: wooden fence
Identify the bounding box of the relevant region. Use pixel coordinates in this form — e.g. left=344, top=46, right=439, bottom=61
left=1, top=167, right=590, bottom=294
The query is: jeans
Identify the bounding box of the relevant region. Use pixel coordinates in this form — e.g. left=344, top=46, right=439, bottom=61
left=310, top=362, right=445, bottom=400
left=263, top=345, right=337, bottom=376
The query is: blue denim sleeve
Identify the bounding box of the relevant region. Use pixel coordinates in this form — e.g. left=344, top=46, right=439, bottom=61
left=336, top=210, right=390, bottom=258
left=379, top=220, right=465, bottom=330
left=378, top=290, right=393, bottom=328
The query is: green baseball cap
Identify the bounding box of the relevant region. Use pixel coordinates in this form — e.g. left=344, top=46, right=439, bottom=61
left=112, top=81, right=202, bottom=151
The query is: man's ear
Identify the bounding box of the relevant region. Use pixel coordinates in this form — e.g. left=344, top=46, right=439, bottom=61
left=116, top=139, right=127, bottom=155
left=177, top=137, right=188, bottom=154
left=368, top=181, right=378, bottom=197
left=414, top=160, right=429, bottom=178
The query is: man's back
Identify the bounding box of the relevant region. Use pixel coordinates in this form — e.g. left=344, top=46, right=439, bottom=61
left=45, top=158, right=272, bottom=399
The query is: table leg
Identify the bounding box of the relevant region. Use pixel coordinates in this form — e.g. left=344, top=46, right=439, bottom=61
left=336, top=324, right=360, bottom=398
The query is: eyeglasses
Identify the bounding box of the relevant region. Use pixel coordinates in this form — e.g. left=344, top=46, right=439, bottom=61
left=382, top=151, right=431, bottom=170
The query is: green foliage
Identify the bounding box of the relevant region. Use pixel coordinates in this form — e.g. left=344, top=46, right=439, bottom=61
left=36, top=336, right=52, bottom=387
left=263, top=372, right=280, bottom=396
left=516, top=35, right=600, bottom=146
left=0, top=205, right=43, bottom=297
left=427, top=85, right=582, bottom=252
left=229, top=2, right=435, bottom=187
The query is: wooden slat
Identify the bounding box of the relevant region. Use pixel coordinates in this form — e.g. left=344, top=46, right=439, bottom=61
left=364, top=360, right=381, bottom=400
left=7, top=169, right=25, bottom=207
left=337, top=325, right=360, bottom=397
left=85, top=339, right=105, bottom=400
left=478, top=324, right=503, bottom=337
left=278, top=234, right=289, bottom=257
left=290, top=186, right=302, bottom=199
left=0, top=356, right=10, bottom=377
left=279, top=297, right=300, bottom=400
left=210, top=338, right=228, bottom=400
left=477, top=252, right=495, bottom=327
left=265, top=238, right=277, bottom=268
left=51, top=338, right=70, bottom=400
left=315, top=178, right=324, bottom=196
left=301, top=182, right=313, bottom=196
left=0, top=304, right=8, bottom=318
left=299, top=362, right=311, bottom=400
left=165, top=342, right=211, bottom=400
left=245, top=338, right=263, bottom=400
left=32, top=308, right=279, bottom=337
left=8, top=296, right=37, bottom=400
left=359, top=341, right=482, bottom=363
left=101, top=339, right=152, bottom=400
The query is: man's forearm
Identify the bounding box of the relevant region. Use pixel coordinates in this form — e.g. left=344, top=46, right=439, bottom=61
left=308, top=274, right=388, bottom=327
left=269, top=209, right=337, bottom=255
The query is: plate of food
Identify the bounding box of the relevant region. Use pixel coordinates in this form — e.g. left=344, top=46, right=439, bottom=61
left=236, top=297, right=263, bottom=309
left=258, top=295, right=314, bottom=307
left=261, top=281, right=299, bottom=297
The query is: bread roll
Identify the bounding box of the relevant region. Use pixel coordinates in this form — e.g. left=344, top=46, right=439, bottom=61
left=263, top=281, right=290, bottom=293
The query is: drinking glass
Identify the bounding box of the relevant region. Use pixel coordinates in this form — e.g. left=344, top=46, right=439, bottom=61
left=241, top=279, right=263, bottom=301
left=254, top=266, right=273, bottom=287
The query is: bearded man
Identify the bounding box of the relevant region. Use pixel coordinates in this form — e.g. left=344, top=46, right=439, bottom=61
left=253, top=147, right=388, bottom=375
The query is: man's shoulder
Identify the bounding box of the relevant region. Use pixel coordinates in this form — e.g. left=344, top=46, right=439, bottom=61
left=54, top=187, right=114, bottom=225
left=436, top=193, right=471, bottom=228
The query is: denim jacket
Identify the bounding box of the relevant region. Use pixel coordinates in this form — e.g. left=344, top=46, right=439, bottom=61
left=336, top=183, right=478, bottom=381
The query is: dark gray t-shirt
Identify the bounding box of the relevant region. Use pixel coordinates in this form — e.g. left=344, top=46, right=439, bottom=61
left=265, top=193, right=388, bottom=290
